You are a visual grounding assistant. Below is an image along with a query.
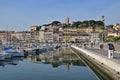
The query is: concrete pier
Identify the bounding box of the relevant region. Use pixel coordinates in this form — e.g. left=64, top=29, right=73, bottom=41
left=71, top=45, right=120, bottom=80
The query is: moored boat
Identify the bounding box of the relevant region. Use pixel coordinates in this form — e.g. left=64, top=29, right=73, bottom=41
left=5, top=49, right=24, bottom=57
left=1, top=47, right=24, bottom=58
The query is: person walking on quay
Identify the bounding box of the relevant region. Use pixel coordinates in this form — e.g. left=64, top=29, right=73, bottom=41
left=108, top=43, right=115, bottom=59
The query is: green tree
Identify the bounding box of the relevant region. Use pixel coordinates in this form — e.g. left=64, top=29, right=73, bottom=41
left=42, top=24, right=50, bottom=26
left=107, top=36, right=114, bottom=42
left=64, top=20, right=104, bottom=29
left=107, top=36, right=120, bottom=42
left=96, top=21, right=104, bottom=26
left=82, top=20, right=89, bottom=27
left=112, top=36, right=120, bottom=42
left=72, top=21, right=81, bottom=28
left=89, top=20, right=96, bottom=26
left=51, top=21, right=61, bottom=26
left=62, top=24, right=71, bottom=28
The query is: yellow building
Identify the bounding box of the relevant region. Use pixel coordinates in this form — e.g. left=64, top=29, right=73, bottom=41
left=30, top=26, right=39, bottom=31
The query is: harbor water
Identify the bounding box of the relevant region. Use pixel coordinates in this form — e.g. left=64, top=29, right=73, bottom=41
left=0, top=48, right=98, bottom=80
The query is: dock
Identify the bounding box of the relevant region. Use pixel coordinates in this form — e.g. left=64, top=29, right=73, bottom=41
left=71, top=44, right=120, bottom=80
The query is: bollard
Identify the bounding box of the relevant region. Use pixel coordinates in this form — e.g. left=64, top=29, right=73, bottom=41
left=108, top=50, right=114, bottom=59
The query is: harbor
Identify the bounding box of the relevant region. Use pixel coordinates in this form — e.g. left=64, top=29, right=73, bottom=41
left=0, top=1, right=120, bottom=80
left=0, top=47, right=99, bottom=80
left=0, top=42, right=120, bottom=80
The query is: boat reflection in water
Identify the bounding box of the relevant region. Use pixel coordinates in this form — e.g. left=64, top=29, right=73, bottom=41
left=28, top=48, right=86, bottom=69
left=0, top=57, right=24, bottom=67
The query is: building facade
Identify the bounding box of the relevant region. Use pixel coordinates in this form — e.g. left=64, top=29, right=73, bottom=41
left=39, top=31, right=53, bottom=42
left=0, top=31, right=14, bottom=42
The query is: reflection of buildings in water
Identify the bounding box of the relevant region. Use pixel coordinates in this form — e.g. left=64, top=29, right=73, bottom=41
left=39, top=53, right=53, bottom=63
left=41, top=57, right=50, bottom=64
left=53, top=48, right=63, bottom=58
left=65, top=63, right=70, bottom=70
left=62, top=49, right=86, bottom=70
left=71, top=60, right=86, bottom=66
left=29, top=55, right=38, bottom=63
left=63, top=53, right=79, bottom=61
left=51, top=61, right=61, bottom=68
left=27, top=48, right=56, bottom=63
left=27, top=48, right=86, bottom=69
left=64, top=60, right=86, bottom=71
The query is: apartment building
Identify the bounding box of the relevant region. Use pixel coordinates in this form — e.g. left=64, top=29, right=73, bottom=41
left=11, top=31, right=31, bottom=42
left=0, top=31, right=14, bottom=42
left=39, top=31, right=53, bottom=42
left=62, top=30, right=89, bottom=43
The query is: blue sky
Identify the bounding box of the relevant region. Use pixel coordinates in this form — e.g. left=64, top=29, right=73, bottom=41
left=0, top=0, right=120, bottom=31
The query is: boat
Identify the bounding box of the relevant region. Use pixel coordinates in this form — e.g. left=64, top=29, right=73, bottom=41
left=5, top=48, right=24, bottom=57
left=1, top=47, right=13, bottom=58
left=1, top=47, right=24, bottom=58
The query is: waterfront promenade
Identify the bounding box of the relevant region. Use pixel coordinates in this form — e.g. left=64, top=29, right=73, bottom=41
left=93, top=43, right=120, bottom=53
left=86, top=44, right=120, bottom=63
left=71, top=44, right=120, bottom=79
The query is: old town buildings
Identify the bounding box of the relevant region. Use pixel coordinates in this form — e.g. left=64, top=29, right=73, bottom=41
left=0, top=18, right=120, bottom=43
